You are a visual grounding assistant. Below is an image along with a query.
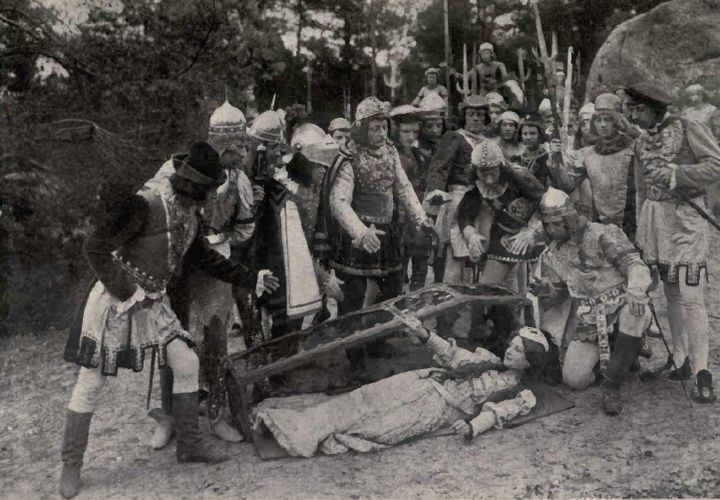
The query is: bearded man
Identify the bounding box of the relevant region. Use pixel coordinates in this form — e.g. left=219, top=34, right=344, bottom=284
left=533, top=188, right=652, bottom=415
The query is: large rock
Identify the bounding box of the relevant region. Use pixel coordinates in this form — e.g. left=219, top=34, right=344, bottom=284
left=586, top=0, right=720, bottom=100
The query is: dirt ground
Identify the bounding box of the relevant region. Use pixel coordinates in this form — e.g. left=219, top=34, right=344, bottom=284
left=3, top=235, right=720, bottom=499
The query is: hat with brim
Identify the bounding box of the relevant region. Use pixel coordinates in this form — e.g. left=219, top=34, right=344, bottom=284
left=390, top=104, right=423, bottom=121
left=174, top=141, right=226, bottom=187
left=625, top=82, right=673, bottom=108
left=458, top=94, right=490, bottom=112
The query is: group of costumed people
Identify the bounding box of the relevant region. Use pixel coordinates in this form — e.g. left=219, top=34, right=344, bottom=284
left=57, top=38, right=720, bottom=497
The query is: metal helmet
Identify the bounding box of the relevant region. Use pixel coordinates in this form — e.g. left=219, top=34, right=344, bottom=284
left=354, top=96, right=390, bottom=125
left=289, top=123, right=339, bottom=168
left=208, top=100, right=247, bottom=153
left=471, top=140, right=505, bottom=173
left=540, top=187, right=577, bottom=223
left=248, top=109, right=287, bottom=144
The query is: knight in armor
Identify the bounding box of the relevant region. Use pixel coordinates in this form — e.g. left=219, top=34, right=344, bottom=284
left=532, top=188, right=652, bottom=415
left=550, top=93, right=638, bottom=239
left=59, top=142, right=278, bottom=498
left=425, top=95, right=491, bottom=285
left=148, top=101, right=256, bottom=449
left=411, top=67, right=449, bottom=106
left=627, top=82, right=720, bottom=402
left=321, top=96, right=432, bottom=315
left=390, top=104, right=433, bottom=290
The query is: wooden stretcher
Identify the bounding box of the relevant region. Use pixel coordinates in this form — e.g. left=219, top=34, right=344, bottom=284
left=226, top=283, right=532, bottom=440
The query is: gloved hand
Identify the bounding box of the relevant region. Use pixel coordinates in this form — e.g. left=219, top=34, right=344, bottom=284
left=626, top=287, right=649, bottom=317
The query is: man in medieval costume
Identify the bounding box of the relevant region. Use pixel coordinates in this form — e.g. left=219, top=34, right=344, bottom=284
left=316, top=97, right=432, bottom=369
left=517, top=112, right=567, bottom=190
left=627, top=82, right=720, bottom=402
left=328, top=117, right=352, bottom=145
left=532, top=187, right=652, bottom=415
left=485, top=91, right=508, bottom=132
left=390, top=104, right=432, bottom=290
left=425, top=95, right=490, bottom=285
left=147, top=100, right=255, bottom=449
left=417, top=91, right=450, bottom=283
left=681, top=84, right=718, bottom=128
left=575, top=101, right=597, bottom=149
left=60, top=142, right=279, bottom=498
left=452, top=42, right=507, bottom=96
left=249, top=109, right=341, bottom=342
left=456, top=141, right=546, bottom=286
left=551, top=93, right=638, bottom=239
left=492, top=110, right=524, bottom=161
left=411, top=67, right=449, bottom=106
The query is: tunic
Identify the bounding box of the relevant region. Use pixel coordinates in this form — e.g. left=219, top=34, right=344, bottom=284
left=65, top=172, right=254, bottom=375
left=327, top=140, right=426, bottom=277
left=633, top=115, right=720, bottom=284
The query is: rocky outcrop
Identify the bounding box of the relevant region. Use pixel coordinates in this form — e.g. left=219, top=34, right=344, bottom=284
left=586, top=0, right=720, bottom=100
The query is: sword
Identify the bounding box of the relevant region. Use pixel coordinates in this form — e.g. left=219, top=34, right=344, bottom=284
left=146, top=348, right=156, bottom=411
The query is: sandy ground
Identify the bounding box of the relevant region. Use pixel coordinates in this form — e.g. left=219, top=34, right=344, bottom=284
left=3, top=235, right=720, bottom=499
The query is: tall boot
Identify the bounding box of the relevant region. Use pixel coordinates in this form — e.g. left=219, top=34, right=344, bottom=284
left=602, top=333, right=642, bottom=416
left=173, top=392, right=231, bottom=463
left=149, top=366, right=175, bottom=450
left=59, top=410, right=93, bottom=499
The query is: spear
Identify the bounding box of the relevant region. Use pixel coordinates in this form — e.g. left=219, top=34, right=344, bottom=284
left=562, top=46, right=573, bottom=145
left=517, top=48, right=531, bottom=93
left=530, top=0, right=563, bottom=145
left=455, top=43, right=471, bottom=97
left=471, top=42, right=478, bottom=95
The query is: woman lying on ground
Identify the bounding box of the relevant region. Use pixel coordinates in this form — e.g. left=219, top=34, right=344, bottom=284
left=252, top=317, right=556, bottom=457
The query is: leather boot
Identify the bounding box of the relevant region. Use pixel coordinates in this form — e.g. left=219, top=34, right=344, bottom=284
left=149, top=366, right=175, bottom=450
left=173, top=392, right=231, bottom=463
left=602, top=333, right=642, bottom=416
left=59, top=410, right=92, bottom=498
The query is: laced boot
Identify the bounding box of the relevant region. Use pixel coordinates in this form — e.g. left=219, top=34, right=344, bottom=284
left=59, top=410, right=93, bottom=498
left=601, top=333, right=641, bottom=416
left=149, top=366, right=175, bottom=450
left=173, top=392, right=231, bottom=463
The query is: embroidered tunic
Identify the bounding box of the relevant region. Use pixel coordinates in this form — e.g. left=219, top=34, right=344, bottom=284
left=633, top=115, right=720, bottom=284
left=64, top=172, right=254, bottom=375
left=326, top=140, right=425, bottom=276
